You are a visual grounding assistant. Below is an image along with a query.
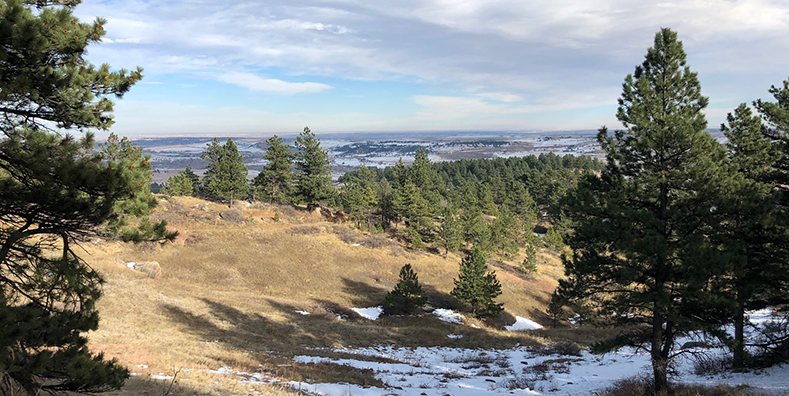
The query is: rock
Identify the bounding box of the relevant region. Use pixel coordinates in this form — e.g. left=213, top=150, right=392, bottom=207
left=133, top=261, right=161, bottom=279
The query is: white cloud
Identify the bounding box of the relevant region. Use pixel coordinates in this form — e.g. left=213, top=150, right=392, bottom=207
left=215, top=72, right=332, bottom=94
left=74, top=0, right=789, bottom=133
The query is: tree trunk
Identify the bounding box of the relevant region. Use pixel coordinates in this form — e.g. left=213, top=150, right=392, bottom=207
left=652, top=308, right=669, bottom=393
left=733, top=296, right=746, bottom=369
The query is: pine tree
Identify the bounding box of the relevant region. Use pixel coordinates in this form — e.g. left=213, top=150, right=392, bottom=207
left=0, top=0, right=172, bottom=392
left=521, top=244, right=538, bottom=274
left=451, top=246, right=503, bottom=317
left=438, top=205, right=462, bottom=258
left=252, top=134, right=293, bottom=202
left=97, top=133, right=160, bottom=239
left=755, top=78, right=789, bottom=205
left=554, top=28, right=732, bottom=393
left=340, top=165, right=378, bottom=227
left=161, top=172, right=194, bottom=196
left=294, top=127, right=335, bottom=209
left=719, top=103, right=786, bottom=368
left=201, top=138, right=248, bottom=206
left=384, top=264, right=427, bottom=314
left=182, top=165, right=201, bottom=192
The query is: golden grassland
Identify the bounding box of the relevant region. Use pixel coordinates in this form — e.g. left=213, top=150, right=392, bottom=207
left=82, top=196, right=573, bottom=396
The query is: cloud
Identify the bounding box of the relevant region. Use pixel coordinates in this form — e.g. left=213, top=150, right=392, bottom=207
left=74, top=0, right=789, bottom=133
left=215, top=72, right=332, bottom=94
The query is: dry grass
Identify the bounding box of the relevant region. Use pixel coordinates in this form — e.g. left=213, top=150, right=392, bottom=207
left=593, top=376, right=762, bottom=396
left=82, top=196, right=569, bottom=395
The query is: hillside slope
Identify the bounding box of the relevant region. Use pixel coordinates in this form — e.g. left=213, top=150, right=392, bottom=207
left=84, top=196, right=564, bottom=396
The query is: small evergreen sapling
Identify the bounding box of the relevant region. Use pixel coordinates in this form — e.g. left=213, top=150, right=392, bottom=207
left=451, top=247, right=503, bottom=317
left=385, top=264, right=427, bottom=315
left=521, top=244, right=538, bottom=274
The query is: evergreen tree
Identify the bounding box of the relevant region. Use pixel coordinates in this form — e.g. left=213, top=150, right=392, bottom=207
left=294, top=127, right=335, bottom=209
left=252, top=134, right=293, bottom=202
left=489, top=207, right=519, bottom=257
left=554, top=28, right=732, bottom=393
left=393, top=180, right=433, bottom=238
left=341, top=165, right=378, bottom=227
left=438, top=205, right=462, bottom=258
left=755, top=78, right=789, bottom=205
left=521, top=244, right=538, bottom=274
left=97, top=133, right=159, bottom=238
left=0, top=0, right=173, bottom=392
left=201, top=138, right=249, bottom=206
left=182, top=165, right=201, bottom=191
left=384, top=264, right=427, bottom=314
left=451, top=246, right=503, bottom=317
left=463, top=209, right=491, bottom=251
left=161, top=172, right=194, bottom=196
left=719, top=103, right=786, bottom=368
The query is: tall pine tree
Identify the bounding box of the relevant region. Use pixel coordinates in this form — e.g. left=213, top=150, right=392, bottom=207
left=201, top=138, right=249, bottom=206
left=554, top=28, right=732, bottom=393
left=252, top=134, right=293, bottom=202
left=0, top=0, right=173, bottom=392
left=294, top=127, right=335, bottom=210
left=718, top=103, right=786, bottom=368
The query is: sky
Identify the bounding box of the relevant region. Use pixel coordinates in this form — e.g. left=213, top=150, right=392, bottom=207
left=74, top=0, right=789, bottom=137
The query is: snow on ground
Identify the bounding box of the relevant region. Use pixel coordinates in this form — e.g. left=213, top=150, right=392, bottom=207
left=433, top=308, right=464, bottom=324
left=505, top=316, right=544, bottom=331
left=197, top=309, right=789, bottom=395
left=352, top=306, right=383, bottom=320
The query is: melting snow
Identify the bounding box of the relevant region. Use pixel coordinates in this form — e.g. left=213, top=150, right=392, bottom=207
left=433, top=308, right=464, bottom=324
left=352, top=306, right=383, bottom=320
left=505, top=316, right=543, bottom=331
left=295, top=310, right=311, bottom=316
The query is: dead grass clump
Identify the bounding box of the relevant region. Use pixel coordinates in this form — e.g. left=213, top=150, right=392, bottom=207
left=331, top=225, right=357, bottom=243
left=311, top=301, right=362, bottom=321
left=593, top=376, right=756, bottom=396
left=536, top=341, right=582, bottom=356
left=184, top=234, right=207, bottom=245
left=360, top=235, right=392, bottom=249
left=132, top=261, right=162, bottom=279
left=390, top=246, right=406, bottom=257
left=274, top=204, right=299, bottom=219
left=289, top=225, right=323, bottom=235
left=219, top=209, right=244, bottom=223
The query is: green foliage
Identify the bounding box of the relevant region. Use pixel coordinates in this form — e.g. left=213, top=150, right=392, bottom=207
left=408, top=227, right=425, bottom=250
left=96, top=132, right=162, bottom=240
left=755, top=78, right=789, bottom=204
left=718, top=102, right=788, bottom=368
left=521, top=244, right=538, bottom=274
left=340, top=165, right=378, bottom=227
left=252, top=134, right=293, bottom=202
left=200, top=138, right=249, bottom=204
left=384, top=264, right=427, bottom=315
left=161, top=170, right=194, bottom=196
left=544, top=227, right=564, bottom=251
left=555, top=28, right=732, bottom=393
left=451, top=246, right=503, bottom=318
left=438, top=205, right=462, bottom=257
left=546, top=293, right=566, bottom=328
left=182, top=165, right=201, bottom=191
left=294, top=127, right=335, bottom=209
left=489, top=208, right=519, bottom=257
left=0, top=0, right=169, bottom=392
left=463, top=209, right=491, bottom=252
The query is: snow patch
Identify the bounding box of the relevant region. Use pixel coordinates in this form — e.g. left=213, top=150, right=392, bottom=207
left=433, top=308, right=464, bottom=324
left=294, top=310, right=310, bottom=316
left=447, top=333, right=464, bottom=339
left=352, top=306, right=383, bottom=320
left=505, top=316, right=544, bottom=331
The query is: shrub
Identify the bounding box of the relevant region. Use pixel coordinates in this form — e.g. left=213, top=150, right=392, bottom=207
left=360, top=235, right=392, bottom=249
left=289, top=225, right=324, bottom=235
left=331, top=226, right=357, bottom=243
left=384, top=264, right=427, bottom=315
left=219, top=209, right=244, bottom=223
